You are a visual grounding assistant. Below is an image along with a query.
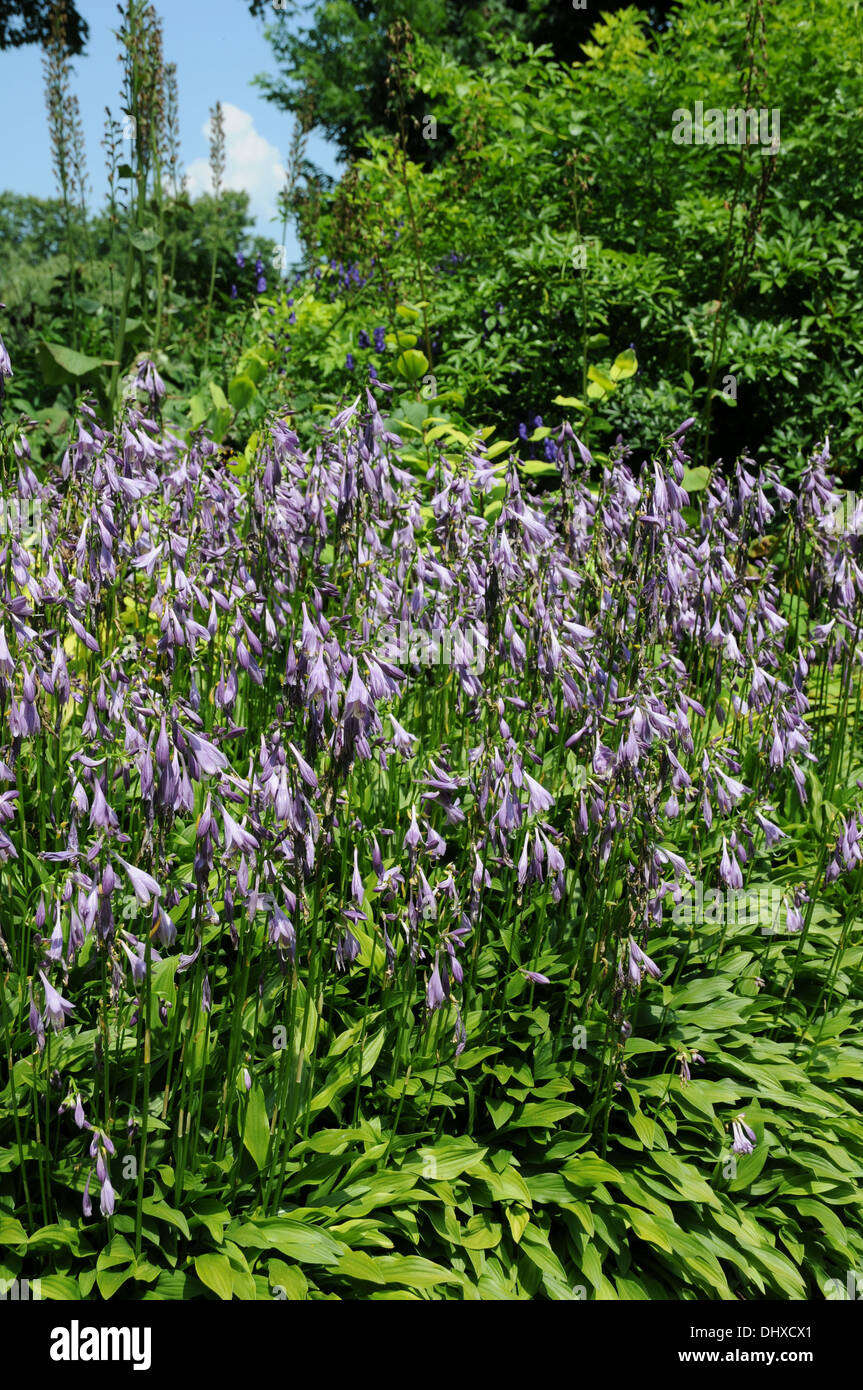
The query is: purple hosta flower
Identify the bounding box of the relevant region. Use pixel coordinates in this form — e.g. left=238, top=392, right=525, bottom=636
left=201, top=973, right=212, bottom=1013
left=89, top=779, right=119, bottom=832
left=719, top=837, right=744, bottom=890
left=351, top=848, right=365, bottom=906
left=472, top=850, right=491, bottom=894
left=288, top=741, right=318, bottom=789
left=373, top=325, right=386, bottom=353
left=221, top=805, right=259, bottom=855
left=177, top=936, right=202, bottom=974
left=82, top=1168, right=93, bottom=1218
left=116, top=855, right=161, bottom=906
left=754, top=809, right=786, bottom=847
left=731, top=1116, right=757, bottom=1156
left=389, top=713, right=418, bottom=757
left=134, top=358, right=165, bottom=404
left=28, top=983, right=45, bottom=1052
left=404, top=808, right=422, bottom=855
left=183, top=728, right=228, bottom=780
left=417, top=867, right=438, bottom=921
left=677, top=1051, right=703, bottom=1086
left=336, top=927, right=361, bottom=972
left=74, top=1093, right=87, bottom=1129
left=426, top=956, right=449, bottom=1011
left=39, top=970, right=74, bottom=1031
left=344, top=657, right=372, bottom=720
left=628, top=939, right=662, bottom=988
left=523, top=773, right=554, bottom=817
left=154, top=906, right=176, bottom=950
left=522, top=970, right=550, bottom=985
left=0, top=625, right=14, bottom=677
left=0, top=332, right=12, bottom=381
left=826, top=812, right=863, bottom=881
left=99, top=1173, right=115, bottom=1217
left=119, top=932, right=160, bottom=984
left=269, top=904, right=296, bottom=960
left=789, top=759, right=808, bottom=805
left=242, top=1067, right=252, bottom=1092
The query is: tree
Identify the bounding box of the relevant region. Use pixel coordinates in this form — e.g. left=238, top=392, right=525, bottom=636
left=247, top=0, right=678, bottom=162
left=0, top=0, right=87, bottom=53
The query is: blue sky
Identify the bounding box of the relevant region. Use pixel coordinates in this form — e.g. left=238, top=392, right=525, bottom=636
left=0, top=0, right=341, bottom=259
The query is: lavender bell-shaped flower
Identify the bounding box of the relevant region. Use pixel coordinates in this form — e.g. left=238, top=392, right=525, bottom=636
left=134, top=358, right=166, bottom=406
left=39, top=970, right=74, bottom=1031
left=731, top=1117, right=757, bottom=1155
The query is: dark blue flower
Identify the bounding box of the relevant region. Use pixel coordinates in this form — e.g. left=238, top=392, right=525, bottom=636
left=346, top=352, right=355, bottom=370
left=373, top=326, right=386, bottom=353
left=358, top=329, right=370, bottom=349
left=256, top=275, right=267, bottom=294
left=235, top=251, right=245, bottom=268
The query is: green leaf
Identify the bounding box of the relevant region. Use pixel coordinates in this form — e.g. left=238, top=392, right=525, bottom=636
left=141, top=1196, right=191, bottom=1239
left=228, top=1219, right=345, bottom=1266
left=483, top=438, right=517, bottom=460
left=373, top=1255, right=462, bottom=1288
left=610, top=348, right=638, bottom=381
left=96, top=1265, right=134, bottom=1300
left=37, top=340, right=116, bottom=385
left=561, top=1156, right=622, bottom=1186
left=395, top=349, right=429, bottom=384
left=620, top=1204, right=675, bottom=1254
left=229, top=375, right=257, bottom=411
left=242, top=1084, right=271, bottom=1172
left=0, top=1215, right=27, bottom=1246
left=332, top=1250, right=387, bottom=1285
left=208, top=381, right=230, bottom=413
left=681, top=465, right=711, bottom=493
left=511, top=1100, right=579, bottom=1129
left=129, top=226, right=163, bottom=253
left=189, top=393, right=209, bottom=428
left=37, top=1274, right=81, bottom=1300
left=269, top=1259, right=308, bottom=1300
left=461, top=1214, right=502, bottom=1250
left=409, top=1136, right=488, bottom=1181
left=194, top=1252, right=234, bottom=1301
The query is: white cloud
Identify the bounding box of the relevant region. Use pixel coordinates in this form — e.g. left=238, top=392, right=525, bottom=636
left=185, top=103, right=285, bottom=233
